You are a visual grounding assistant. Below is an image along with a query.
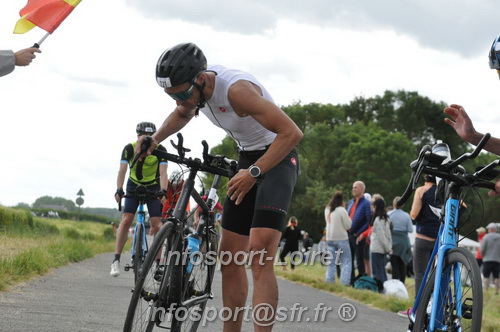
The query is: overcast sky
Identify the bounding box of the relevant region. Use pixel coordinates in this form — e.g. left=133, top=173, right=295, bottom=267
left=1, top=0, right=499, bottom=209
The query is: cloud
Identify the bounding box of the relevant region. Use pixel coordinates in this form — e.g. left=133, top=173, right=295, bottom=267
left=126, top=0, right=498, bottom=57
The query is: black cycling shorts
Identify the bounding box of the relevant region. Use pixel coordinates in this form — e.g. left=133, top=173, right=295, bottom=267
left=221, top=148, right=299, bottom=236
left=123, top=180, right=162, bottom=217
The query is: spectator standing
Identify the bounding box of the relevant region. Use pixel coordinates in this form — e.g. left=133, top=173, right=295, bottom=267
left=317, top=232, right=328, bottom=266
left=410, top=174, right=440, bottom=294
left=388, top=196, right=413, bottom=283
left=481, top=223, right=500, bottom=295
left=369, top=197, right=392, bottom=283
left=475, top=227, right=487, bottom=267
left=302, top=232, right=314, bottom=263
left=279, top=217, right=302, bottom=270
left=347, top=181, right=372, bottom=281
left=356, top=193, right=384, bottom=277
left=324, top=191, right=352, bottom=285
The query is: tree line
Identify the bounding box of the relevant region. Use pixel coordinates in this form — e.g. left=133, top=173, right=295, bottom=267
left=203, top=90, right=500, bottom=242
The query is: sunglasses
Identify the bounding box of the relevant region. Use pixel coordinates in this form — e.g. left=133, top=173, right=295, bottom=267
left=167, top=85, right=195, bottom=101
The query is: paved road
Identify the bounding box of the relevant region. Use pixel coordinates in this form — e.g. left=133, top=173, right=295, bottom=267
left=0, top=252, right=409, bottom=331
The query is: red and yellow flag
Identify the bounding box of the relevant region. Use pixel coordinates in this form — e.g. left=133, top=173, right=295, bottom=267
left=14, top=0, right=82, bottom=34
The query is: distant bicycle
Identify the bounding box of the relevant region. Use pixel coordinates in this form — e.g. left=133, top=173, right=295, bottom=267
left=398, top=133, right=500, bottom=332
left=123, top=133, right=237, bottom=332
left=118, top=186, right=164, bottom=284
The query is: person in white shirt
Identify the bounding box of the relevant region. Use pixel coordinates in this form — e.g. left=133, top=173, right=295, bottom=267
left=324, top=191, right=352, bottom=285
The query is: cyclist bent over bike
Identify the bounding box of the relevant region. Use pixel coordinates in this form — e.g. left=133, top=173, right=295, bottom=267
left=110, top=122, right=168, bottom=277
left=137, top=43, right=303, bottom=332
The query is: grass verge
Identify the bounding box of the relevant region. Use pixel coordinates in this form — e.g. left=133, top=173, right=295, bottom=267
left=0, top=207, right=118, bottom=291
left=275, top=260, right=499, bottom=331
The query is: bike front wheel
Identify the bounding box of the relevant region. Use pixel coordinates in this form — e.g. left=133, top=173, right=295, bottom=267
left=175, top=231, right=218, bottom=332
left=133, top=225, right=144, bottom=284
left=413, top=247, right=482, bottom=332
left=123, top=221, right=176, bottom=332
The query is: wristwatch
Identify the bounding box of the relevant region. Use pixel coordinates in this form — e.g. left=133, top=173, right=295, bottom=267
left=248, top=164, right=263, bottom=179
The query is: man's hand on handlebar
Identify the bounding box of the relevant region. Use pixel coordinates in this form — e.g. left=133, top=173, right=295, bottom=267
left=135, top=135, right=160, bottom=160
left=488, top=179, right=500, bottom=197
left=115, top=188, right=124, bottom=203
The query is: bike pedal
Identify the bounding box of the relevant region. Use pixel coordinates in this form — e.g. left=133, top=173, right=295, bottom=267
left=462, top=298, right=473, bottom=320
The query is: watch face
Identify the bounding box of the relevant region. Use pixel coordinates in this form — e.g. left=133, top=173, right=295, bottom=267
left=250, top=166, right=260, bottom=177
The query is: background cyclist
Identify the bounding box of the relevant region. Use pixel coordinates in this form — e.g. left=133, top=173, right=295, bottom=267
left=139, top=42, right=303, bottom=331
left=110, top=122, right=168, bottom=277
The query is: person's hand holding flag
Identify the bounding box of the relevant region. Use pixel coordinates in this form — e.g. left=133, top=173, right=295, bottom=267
left=13, top=0, right=82, bottom=47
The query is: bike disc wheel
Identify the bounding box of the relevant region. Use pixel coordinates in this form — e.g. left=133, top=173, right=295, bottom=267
left=413, top=247, right=482, bottom=332
left=123, top=221, right=175, bottom=332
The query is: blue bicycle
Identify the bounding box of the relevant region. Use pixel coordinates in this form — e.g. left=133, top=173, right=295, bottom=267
left=398, top=133, right=499, bottom=332
left=119, top=186, right=163, bottom=284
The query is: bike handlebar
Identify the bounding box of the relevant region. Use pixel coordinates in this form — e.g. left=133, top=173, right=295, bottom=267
left=142, top=133, right=238, bottom=178
left=397, top=133, right=500, bottom=207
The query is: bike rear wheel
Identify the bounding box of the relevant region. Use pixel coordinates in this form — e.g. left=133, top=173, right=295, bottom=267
left=413, top=247, right=482, bottom=332
left=123, top=221, right=176, bottom=332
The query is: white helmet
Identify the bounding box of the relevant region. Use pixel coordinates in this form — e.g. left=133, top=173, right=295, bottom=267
left=169, top=170, right=183, bottom=187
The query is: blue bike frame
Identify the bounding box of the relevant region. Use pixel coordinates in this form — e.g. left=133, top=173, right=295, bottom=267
left=411, top=193, right=462, bottom=331
left=131, top=202, right=148, bottom=261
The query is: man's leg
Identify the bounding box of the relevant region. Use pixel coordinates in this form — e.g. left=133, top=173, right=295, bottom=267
left=348, top=233, right=356, bottom=284
left=249, top=227, right=282, bottom=332
left=219, top=229, right=250, bottom=332
left=355, top=238, right=366, bottom=276
left=149, top=216, right=162, bottom=236
left=483, top=277, right=490, bottom=292
left=110, top=212, right=134, bottom=276
left=114, top=213, right=135, bottom=256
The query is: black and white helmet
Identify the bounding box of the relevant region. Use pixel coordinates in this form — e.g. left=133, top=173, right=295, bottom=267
left=156, top=43, right=207, bottom=88
left=136, top=122, right=156, bottom=135
left=489, top=35, right=500, bottom=79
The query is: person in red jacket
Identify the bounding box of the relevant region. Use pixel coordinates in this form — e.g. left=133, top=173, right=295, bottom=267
left=475, top=227, right=487, bottom=267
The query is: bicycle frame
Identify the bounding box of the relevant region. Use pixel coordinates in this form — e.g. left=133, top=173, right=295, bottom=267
left=131, top=201, right=148, bottom=262
left=163, top=166, right=219, bottom=306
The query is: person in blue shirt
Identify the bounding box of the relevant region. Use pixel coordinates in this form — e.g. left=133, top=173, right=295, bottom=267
left=346, top=181, right=372, bottom=282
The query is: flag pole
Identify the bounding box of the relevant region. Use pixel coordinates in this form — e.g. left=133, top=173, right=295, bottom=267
left=34, top=32, right=50, bottom=48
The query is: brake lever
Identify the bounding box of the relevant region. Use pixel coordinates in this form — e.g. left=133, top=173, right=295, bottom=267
left=170, top=133, right=191, bottom=160
left=202, top=140, right=212, bottom=164
left=131, top=136, right=152, bottom=169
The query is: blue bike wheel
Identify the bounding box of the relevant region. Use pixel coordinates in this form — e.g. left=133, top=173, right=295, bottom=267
left=413, top=247, right=482, bottom=332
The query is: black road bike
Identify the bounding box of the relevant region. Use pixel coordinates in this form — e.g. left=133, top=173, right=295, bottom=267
left=123, top=133, right=237, bottom=332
